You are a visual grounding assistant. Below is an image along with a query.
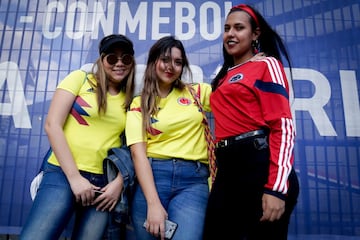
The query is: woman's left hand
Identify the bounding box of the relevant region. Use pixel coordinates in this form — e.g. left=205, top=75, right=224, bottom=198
left=260, top=193, right=285, bottom=222
left=92, top=173, right=123, bottom=211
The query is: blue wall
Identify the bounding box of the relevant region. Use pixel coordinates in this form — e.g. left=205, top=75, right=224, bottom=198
left=0, top=0, right=359, bottom=237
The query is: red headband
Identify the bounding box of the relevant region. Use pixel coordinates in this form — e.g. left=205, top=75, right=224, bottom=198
left=231, top=4, right=260, bottom=28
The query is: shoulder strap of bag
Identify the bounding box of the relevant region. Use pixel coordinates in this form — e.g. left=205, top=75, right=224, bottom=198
left=187, top=84, right=217, bottom=185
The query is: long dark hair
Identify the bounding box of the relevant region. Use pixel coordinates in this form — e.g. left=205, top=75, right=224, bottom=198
left=212, top=4, right=292, bottom=90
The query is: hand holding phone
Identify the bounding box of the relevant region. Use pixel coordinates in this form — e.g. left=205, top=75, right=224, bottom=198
left=143, top=219, right=178, bottom=239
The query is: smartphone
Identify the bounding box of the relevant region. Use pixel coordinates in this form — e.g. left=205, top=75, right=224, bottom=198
left=143, top=219, right=178, bottom=240
left=93, top=190, right=104, bottom=198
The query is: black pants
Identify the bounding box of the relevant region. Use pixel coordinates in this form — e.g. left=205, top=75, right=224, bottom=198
left=203, top=135, right=299, bottom=240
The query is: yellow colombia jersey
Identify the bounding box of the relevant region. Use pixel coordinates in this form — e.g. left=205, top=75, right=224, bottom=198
left=126, top=83, right=212, bottom=165
left=47, top=70, right=126, bottom=174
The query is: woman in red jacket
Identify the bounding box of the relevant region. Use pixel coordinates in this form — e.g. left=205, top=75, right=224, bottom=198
left=203, top=4, right=299, bottom=240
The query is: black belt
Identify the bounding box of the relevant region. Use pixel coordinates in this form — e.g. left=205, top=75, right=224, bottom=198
left=215, top=129, right=267, bottom=148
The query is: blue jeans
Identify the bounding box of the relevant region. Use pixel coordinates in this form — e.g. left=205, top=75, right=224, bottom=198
left=20, top=162, right=109, bottom=240
left=131, top=158, right=209, bottom=240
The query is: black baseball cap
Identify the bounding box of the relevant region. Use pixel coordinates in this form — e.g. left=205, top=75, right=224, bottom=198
left=98, top=34, right=134, bottom=55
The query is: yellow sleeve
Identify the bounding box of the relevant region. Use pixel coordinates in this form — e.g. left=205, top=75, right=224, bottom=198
left=125, top=96, right=146, bottom=146
left=195, top=83, right=212, bottom=112
left=57, top=70, right=88, bottom=95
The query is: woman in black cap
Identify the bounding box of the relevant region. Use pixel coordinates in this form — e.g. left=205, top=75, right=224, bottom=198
left=20, top=34, right=136, bottom=240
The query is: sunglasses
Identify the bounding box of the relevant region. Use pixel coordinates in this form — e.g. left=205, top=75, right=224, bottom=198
left=105, top=53, right=133, bottom=65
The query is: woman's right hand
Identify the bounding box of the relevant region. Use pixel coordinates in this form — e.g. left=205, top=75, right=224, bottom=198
left=45, top=88, right=100, bottom=206
left=144, top=203, right=168, bottom=240
left=69, top=174, right=99, bottom=206
left=130, top=142, right=168, bottom=239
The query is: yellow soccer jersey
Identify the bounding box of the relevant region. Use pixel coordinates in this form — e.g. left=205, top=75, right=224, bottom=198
left=47, top=70, right=126, bottom=174
left=126, top=83, right=211, bottom=164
